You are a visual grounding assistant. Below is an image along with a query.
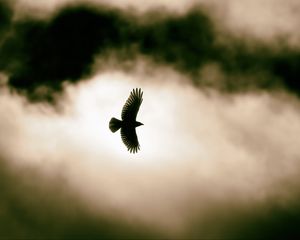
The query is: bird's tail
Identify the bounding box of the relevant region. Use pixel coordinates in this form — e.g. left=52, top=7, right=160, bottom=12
left=109, top=118, right=122, bottom=133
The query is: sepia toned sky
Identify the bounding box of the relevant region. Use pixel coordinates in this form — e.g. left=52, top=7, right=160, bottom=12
left=0, top=0, right=300, bottom=238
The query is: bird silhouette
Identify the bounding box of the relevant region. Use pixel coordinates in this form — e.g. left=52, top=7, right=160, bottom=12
left=109, top=88, right=143, bottom=153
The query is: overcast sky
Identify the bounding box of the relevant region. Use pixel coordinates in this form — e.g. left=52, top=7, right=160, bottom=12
left=0, top=0, right=300, bottom=238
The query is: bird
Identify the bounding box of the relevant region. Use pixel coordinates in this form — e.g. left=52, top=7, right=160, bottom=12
left=109, top=88, right=143, bottom=153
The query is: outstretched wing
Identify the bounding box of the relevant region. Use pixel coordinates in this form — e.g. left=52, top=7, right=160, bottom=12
left=121, top=127, right=140, bottom=153
left=121, top=88, right=143, bottom=121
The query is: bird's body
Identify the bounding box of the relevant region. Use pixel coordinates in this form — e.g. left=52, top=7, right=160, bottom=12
left=109, top=88, right=143, bottom=153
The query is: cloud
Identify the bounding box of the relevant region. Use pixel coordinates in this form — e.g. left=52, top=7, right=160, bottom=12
left=1, top=61, right=300, bottom=238
left=0, top=1, right=299, bottom=237
left=0, top=5, right=133, bottom=101
left=0, top=0, right=13, bottom=44
left=0, top=3, right=216, bottom=100
left=209, top=0, right=300, bottom=46
left=12, top=0, right=300, bottom=46
left=1, top=2, right=299, bottom=102
left=0, top=159, right=159, bottom=239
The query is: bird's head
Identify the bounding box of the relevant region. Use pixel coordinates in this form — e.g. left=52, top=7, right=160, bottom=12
left=135, top=121, right=144, bottom=127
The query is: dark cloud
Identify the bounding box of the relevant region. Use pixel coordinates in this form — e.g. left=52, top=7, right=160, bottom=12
left=188, top=200, right=300, bottom=239
left=271, top=50, right=300, bottom=94
left=0, top=0, right=12, bottom=38
left=214, top=41, right=300, bottom=94
left=0, top=5, right=133, bottom=101
left=0, top=3, right=299, bottom=101
left=233, top=204, right=300, bottom=239
left=138, top=10, right=215, bottom=73
left=0, top=5, right=216, bottom=101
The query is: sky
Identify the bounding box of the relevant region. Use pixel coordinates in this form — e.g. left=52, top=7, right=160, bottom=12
left=0, top=0, right=300, bottom=238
